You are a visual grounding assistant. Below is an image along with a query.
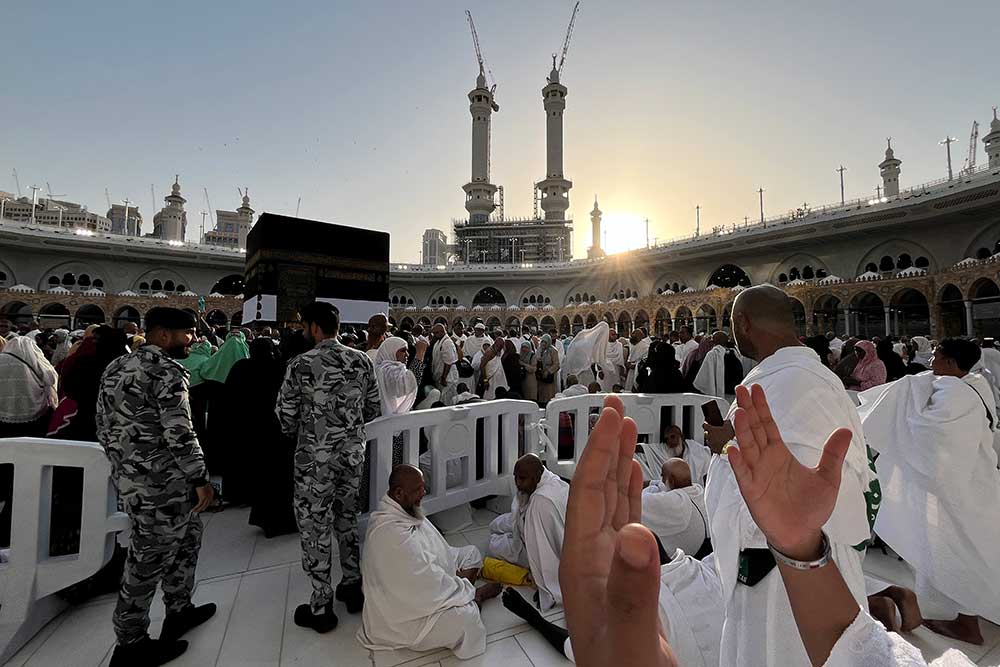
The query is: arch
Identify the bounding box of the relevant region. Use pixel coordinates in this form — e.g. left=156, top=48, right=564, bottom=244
left=399, top=316, right=415, bottom=331
left=418, top=316, right=433, bottom=327
left=230, top=312, right=243, bottom=326
left=602, top=311, right=614, bottom=326
left=132, top=267, right=191, bottom=294
left=616, top=311, right=633, bottom=336
left=878, top=256, right=895, bottom=272
left=707, top=264, right=751, bottom=288
left=0, top=258, right=15, bottom=287
left=848, top=291, right=885, bottom=338
left=789, top=297, right=806, bottom=336
left=540, top=316, right=556, bottom=333
left=896, top=253, right=913, bottom=271
left=150, top=279, right=163, bottom=292
left=210, top=274, right=245, bottom=296
left=516, top=286, right=552, bottom=307
left=559, top=315, right=571, bottom=335
left=163, top=280, right=176, bottom=292
left=771, top=252, right=829, bottom=284
left=962, top=221, right=1000, bottom=261
left=976, top=247, right=993, bottom=260
left=205, top=309, right=229, bottom=326
left=74, top=304, right=106, bottom=327
left=0, top=300, right=32, bottom=323
left=38, top=260, right=108, bottom=293
left=694, top=304, right=718, bottom=333
left=812, top=294, right=843, bottom=336
left=427, top=287, right=458, bottom=307
left=674, top=306, right=693, bottom=330
left=523, top=315, right=539, bottom=330
left=654, top=307, right=669, bottom=336
left=571, top=314, right=584, bottom=334
left=585, top=313, right=598, bottom=328
left=505, top=316, right=521, bottom=328
left=855, top=239, right=938, bottom=277
left=390, top=288, right=417, bottom=307
left=472, top=286, right=506, bottom=306
left=969, top=278, right=1000, bottom=338
left=38, top=302, right=71, bottom=328
left=485, top=316, right=502, bottom=329
left=889, top=288, right=930, bottom=336
left=433, top=316, right=448, bottom=326
left=634, top=310, right=649, bottom=333
left=113, top=305, right=141, bottom=329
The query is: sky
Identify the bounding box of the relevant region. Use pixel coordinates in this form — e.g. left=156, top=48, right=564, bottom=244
left=3, top=1, right=999, bottom=262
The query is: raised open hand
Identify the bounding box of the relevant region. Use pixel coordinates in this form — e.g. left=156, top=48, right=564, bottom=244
left=728, top=384, right=853, bottom=559
left=560, top=395, right=678, bottom=667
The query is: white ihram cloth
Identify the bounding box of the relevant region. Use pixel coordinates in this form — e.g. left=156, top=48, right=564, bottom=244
left=625, top=336, right=652, bottom=391
left=472, top=350, right=507, bottom=400
left=487, top=469, right=568, bottom=610
left=826, top=609, right=974, bottom=666
left=565, top=322, right=609, bottom=379
left=635, top=439, right=713, bottom=485
left=674, top=339, right=699, bottom=368
left=979, top=346, right=1000, bottom=382
left=641, top=483, right=709, bottom=558
left=692, top=345, right=727, bottom=398
left=431, top=336, right=459, bottom=387
left=555, top=383, right=589, bottom=399
left=606, top=339, right=625, bottom=370
left=705, top=346, right=873, bottom=667
left=374, top=337, right=417, bottom=416
left=0, top=336, right=59, bottom=423
left=358, top=495, right=486, bottom=659
left=972, top=357, right=1000, bottom=458
left=858, top=372, right=1000, bottom=622
left=463, top=334, right=492, bottom=359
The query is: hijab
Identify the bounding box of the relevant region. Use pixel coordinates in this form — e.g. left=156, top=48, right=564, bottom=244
left=519, top=340, right=535, bottom=364
left=910, top=336, right=933, bottom=367
left=181, top=341, right=214, bottom=386
left=0, top=336, right=59, bottom=423
left=375, top=336, right=417, bottom=416
left=199, top=331, right=250, bottom=384
left=853, top=340, right=886, bottom=389
left=50, top=329, right=72, bottom=366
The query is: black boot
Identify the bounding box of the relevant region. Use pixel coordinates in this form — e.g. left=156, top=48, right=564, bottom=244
left=160, top=602, right=218, bottom=641
left=335, top=580, right=364, bottom=614
left=294, top=602, right=339, bottom=633
left=109, top=635, right=188, bottom=667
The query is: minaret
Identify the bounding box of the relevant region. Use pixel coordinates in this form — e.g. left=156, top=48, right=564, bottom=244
left=537, top=56, right=573, bottom=220
left=588, top=195, right=605, bottom=259
left=237, top=188, right=255, bottom=249
left=984, top=107, right=1000, bottom=169
left=153, top=175, right=188, bottom=242
left=879, top=138, right=901, bottom=197
left=462, top=68, right=499, bottom=223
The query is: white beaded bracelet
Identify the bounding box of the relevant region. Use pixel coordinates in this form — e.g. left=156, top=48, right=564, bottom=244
left=768, top=532, right=831, bottom=570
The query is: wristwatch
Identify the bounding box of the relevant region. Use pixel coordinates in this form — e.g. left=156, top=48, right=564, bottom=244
left=768, top=532, right=831, bottom=570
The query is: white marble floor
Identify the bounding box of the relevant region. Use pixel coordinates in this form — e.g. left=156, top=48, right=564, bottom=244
left=4, top=507, right=998, bottom=666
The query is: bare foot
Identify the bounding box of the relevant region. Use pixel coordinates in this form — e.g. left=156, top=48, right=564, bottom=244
left=884, top=585, right=923, bottom=632
left=868, top=596, right=900, bottom=632
left=924, top=615, right=984, bottom=645
left=474, top=582, right=502, bottom=606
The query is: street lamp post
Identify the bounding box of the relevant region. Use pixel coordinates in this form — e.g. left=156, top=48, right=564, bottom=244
left=940, top=136, right=957, bottom=181
left=837, top=165, right=846, bottom=205
left=758, top=188, right=765, bottom=226
left=464, top=239, right=471, bottom=264
left=510, top=237, right=517, bottom=265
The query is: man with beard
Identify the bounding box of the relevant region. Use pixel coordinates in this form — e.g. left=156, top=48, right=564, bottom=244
left=487, top=453, right=569, bottom=610
left=276, top=302, right=381, bottom=633
left=358, top=465, right=501, bottom=659
left=428, top=323, right=459, bottom=404
left=96, top=307, right=216, bottom=666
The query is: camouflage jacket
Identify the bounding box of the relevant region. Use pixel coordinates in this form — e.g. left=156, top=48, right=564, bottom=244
left=96, top=345, right=208, bottom=506
left=275, top=338, right=381, bottom=463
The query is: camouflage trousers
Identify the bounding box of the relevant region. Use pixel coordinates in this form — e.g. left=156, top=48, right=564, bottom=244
left=114, top=499, right=203, bottom=645
left=293, top=453, right=363, bottom=613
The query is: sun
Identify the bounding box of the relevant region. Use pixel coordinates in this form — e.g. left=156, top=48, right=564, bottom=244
left=597, top=212, right=649, bottom=254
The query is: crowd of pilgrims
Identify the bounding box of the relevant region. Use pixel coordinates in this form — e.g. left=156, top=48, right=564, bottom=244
left=0, top=287, right=998, bottom=666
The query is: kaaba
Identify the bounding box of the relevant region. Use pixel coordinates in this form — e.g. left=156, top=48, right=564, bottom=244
left=242, top=213, right=389, bottom=325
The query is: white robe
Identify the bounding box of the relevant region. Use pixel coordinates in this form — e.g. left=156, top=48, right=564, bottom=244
left=487, top=469, right=568, bottom=610
left=431, top=336, right=459, bottom=387
left=641, top=483, right=709, bottom=558
left=858, top=372, right=1000, bottom=622
left=692, top=345, right=728, bottom=398
left=463, top=334, right=492, bottom=359
left=473, top=351, right=507, bottom=400
left=705, top=346, right=873, bottom=667
left=359, top=495, right=486, bottom=658
left=675, top=339, right=699, bottom=368
left=606, top=339, right=626, bottom=373
left=625, top=336, right=652, bottom=392
left=635, top=439, right=713, bottom=486
left=826, top=609, right=975, bottom=666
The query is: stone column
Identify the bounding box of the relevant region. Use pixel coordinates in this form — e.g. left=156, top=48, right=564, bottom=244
left=930, top=303, right=942, bottom=340
left=842, top=306, right=851, bottom=337
left=964, top=300, right=975, bottom=337
left=804, top=304, right=815, bottom=337
left=883, top=306, right=891, bottom=336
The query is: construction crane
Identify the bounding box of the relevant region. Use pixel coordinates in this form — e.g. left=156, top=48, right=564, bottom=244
left=465, top=10, right=499, bottom=109
left=46, top=182, right=66, bottom=201
left=203, top=188, right=215, bottom=229
left=962, top=120, right=980, bottom=176
left=105, top=188, right=112, bottom=211
left=556, top=2, right=580, bottom=75
left=11, top=168, right=22, bottom=197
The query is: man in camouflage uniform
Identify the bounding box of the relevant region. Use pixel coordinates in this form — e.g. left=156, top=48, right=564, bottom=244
left=96, top=307, right=217, bottom=667
left=276, top=301, right=381, bottom=633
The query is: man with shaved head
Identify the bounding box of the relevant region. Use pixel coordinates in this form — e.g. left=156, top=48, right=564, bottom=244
left=702, top=284, right=876, bottom=667
left=358, top=465, right=501, bottom=659
left=641, top=458, right=711, bottom=560
left=488, top=453, right=570, bottom=610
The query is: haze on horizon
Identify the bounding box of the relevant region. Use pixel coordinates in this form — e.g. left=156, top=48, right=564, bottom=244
left=3, top=0, right=998, bottom=262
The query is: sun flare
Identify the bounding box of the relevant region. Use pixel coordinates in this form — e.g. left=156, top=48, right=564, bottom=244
left=597, top=212, right=649, bottom=254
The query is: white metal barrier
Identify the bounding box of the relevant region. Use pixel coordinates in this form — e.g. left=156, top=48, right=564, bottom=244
left=540, top=393, right=730, bottom=479
left=362, top=399, right=541, bottom=524
left=0, top=438, right=128, bottom=663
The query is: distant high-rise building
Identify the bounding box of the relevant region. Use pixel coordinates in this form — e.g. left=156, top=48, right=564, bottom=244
left=205, top=190, right=254, bottom=249
left=422, top=228, right=449, bottom=265
left=106, top=203, right=143, bottom=236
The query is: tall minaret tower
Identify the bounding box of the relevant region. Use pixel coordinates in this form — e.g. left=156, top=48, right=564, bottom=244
left=153, top=175, right=188, bottom=242
left=879, top=138, right=901, bottom=197
left=537, top=56, right=573, bottom=221
left=983, top=107, right=1000, bottom=169
left=588, top=195, right=605, bottom=259
left=237, top=188, right=255, bottom=250
left=462, top=68, right=499, bottom=223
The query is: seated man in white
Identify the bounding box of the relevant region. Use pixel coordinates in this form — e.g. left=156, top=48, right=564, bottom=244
left=635, top=422, right=713, bottom=485
left=859, top=337, right=1000, bottom=645
left=641, top=458, right=711, bottom=560
left=487, top=453, right=569, bottom=610
left=502, top=549, right=724, bottom=666
left=358, top=465, right=501, bottom=659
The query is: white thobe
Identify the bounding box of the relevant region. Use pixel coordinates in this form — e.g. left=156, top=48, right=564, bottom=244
left=692, top=345, right=728, bottom=397
left=606, top=340, right=625, bottom=375
left=625, top=336, right=652, bottom=391
left=487, top=469, right=568, bottom=610
left=359, top=495, right=486, bottom=659
left=705, top=346, right=873, bottom=667
left=474, top=353, right=507, bottom=400
left=431, top=336, right=459, bottom=387
left=641, top=483, right=709, bottom=558
left=635, top=439, right=713, bottom=485
left=826, top=609, right=974, bottom=666
left=858, top=372, right=1000, bottom=622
